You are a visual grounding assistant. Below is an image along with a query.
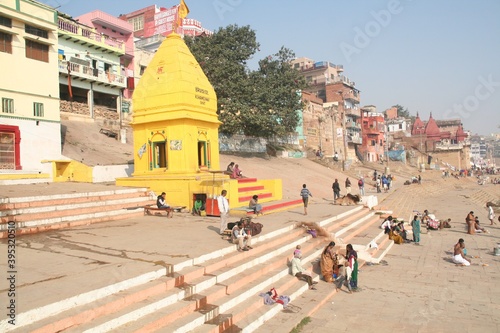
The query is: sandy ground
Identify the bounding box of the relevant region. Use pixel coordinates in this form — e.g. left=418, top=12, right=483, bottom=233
left=61, top=120, right=134, bottom=166
left=61, top=119, right=374, bottom=199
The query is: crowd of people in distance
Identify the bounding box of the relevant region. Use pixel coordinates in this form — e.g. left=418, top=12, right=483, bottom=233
left=372, top=170, right=395, bottom=193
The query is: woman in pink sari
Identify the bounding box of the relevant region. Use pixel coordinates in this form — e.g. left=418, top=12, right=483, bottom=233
left=232, top=164, right=243, bottom=179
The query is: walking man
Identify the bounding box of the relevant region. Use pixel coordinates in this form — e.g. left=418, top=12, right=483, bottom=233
left=358, top=177, right=365, bottom=196
left=217, top=190, right=229, bottom=235
left=300, top=184, right=313, bottom=215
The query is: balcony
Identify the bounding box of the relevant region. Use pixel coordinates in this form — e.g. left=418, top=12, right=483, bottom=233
left=332, top=75, right=356, bottom=88
left=344, top=107, right=360, bottom=117
left=58, top=17, right=125, bottom=55
left=135, top=34, right=166, bottom=49
left=345, top=121, right=361, bottom=130
left=58, top=60, right=126, bottom=88
left=347, top=135, right=362, bottom=144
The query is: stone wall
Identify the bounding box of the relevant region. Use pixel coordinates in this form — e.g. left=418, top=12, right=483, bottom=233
left=218, top=134, right=267, bottom=155
left=60, top=100, right=119, bottom=120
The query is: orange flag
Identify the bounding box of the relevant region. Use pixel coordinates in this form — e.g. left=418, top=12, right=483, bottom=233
left=177, top=0, right=189, bottom=26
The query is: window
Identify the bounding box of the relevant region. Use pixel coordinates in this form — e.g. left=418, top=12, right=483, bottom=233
left=33, top=102, right=44, bottom=117
left=0, top=132, right=15, bottom=170
left=26, top=40, right=49, bottom=62
left=25, top=24, right=48, bottom=39
left=153, top=141, right=167, bottom=168
left=2, top=98, right=13, bottom=113
left=0, top=15, right=12, bottom=28
left=128, top=16, right=144, bottom=32
left=0, top=32, right=12, bottom=54
left=139, top=65, right=146, bottom=75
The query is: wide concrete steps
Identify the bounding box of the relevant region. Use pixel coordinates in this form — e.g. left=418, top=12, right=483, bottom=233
left=0, top=187, right=152, bottom=238
left=3, top=205, right=392, bottom=333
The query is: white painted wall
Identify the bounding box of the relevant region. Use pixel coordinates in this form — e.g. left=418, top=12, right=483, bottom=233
left=93, top=164, right=134, bottom=183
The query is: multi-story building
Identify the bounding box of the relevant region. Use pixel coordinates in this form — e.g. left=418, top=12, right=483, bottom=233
left=0, top=0, right=61, bottom=171
left=291, top=57, right=344, bottom=101
left=75, top=11, right=135, bottom=99
left=300, top=91, right=326, bottom=153
left=411, top=113, right=470, bottom=169
left=119, top=4, right=211, bottom=52
left=292, top=57, right=361, bottom=163
left=57, top=12, right=127, bottom=117
left=359, top=106, right=386, bottom=162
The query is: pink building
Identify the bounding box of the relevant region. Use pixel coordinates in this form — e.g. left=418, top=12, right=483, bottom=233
left=76, top=11, right=135, bottom=99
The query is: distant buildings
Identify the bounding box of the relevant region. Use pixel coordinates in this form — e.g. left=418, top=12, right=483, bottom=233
left=359, top=106, right=385, bottom=163
left=57, top=11, right=131, bottom=116
left=0, top=0, right=213, bottom=174
left=119, top=4, right=212, bottom=53
left=292, top=57, right=361, bottom=161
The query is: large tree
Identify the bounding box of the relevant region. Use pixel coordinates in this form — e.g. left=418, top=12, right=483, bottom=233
left=185, top=25, right=306, bottom=138
left=250, top=47, right=307, bottom=138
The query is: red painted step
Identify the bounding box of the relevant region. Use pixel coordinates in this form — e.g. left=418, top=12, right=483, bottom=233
left=238, top=185, right=265, bottom=193
left=236, top=178, right=258, bottom=184
left=261, top=199, right=302, bottom=212
left=238, top=192, right=273, bottom=203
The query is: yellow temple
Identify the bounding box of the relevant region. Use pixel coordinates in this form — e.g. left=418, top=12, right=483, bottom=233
left=116, top=32, right=282, bottom=212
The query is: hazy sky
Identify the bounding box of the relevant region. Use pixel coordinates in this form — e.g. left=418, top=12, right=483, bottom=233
left=40, top=0, right=500, bottom=135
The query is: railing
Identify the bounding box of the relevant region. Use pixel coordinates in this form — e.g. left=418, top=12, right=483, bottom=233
left=59, top=60, right=125, bottom=87
left=347, top=136, right=363, bottom=144
left=58, top=17, right=124, bottom=51
left=135, top=34, right=165, bottom=48
left=344, top=108, right=360, bottom=117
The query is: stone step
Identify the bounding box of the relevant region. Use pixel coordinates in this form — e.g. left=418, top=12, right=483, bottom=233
left=0, top=207, right=147, bottom=238
left=119, top=241, right=321, bottom=333
left=5, top=207, right=370, bottom=333
left=0, top=196, right=152, bottom=226
left=184, top=247, right=323, bottom=333
left=0, top=188, right=150, bottom=210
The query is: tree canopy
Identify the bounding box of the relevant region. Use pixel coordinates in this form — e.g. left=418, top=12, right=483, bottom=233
left=392, top=104, right=411, bottom=118
left=185, top=25, right=307, bottom=138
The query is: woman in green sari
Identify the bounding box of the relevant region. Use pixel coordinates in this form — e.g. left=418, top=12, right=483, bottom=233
left=346, top=244, right=358, bottom=291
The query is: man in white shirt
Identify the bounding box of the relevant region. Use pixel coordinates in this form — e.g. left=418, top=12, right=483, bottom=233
left=217, top=190, right=229, bottom=235
left=231, top=221, right=252, bottom=251
left=380, top=215, right=393, bottom=234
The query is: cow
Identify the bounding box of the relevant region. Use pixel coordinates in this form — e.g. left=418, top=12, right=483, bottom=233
left=335, top=193, right=361, bottom=206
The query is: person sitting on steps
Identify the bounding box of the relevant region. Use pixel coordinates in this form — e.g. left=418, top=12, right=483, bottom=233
left=290, top=250, right=317, bottom=290
left=232, top=221, right=252, bottom=252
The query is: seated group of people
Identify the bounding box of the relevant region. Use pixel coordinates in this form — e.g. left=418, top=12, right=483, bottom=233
left=465, top=211, right=488, bottom=235
left=226, top=162, right=244, bottom=179
left=288, top=241, right=359, bottom=293
left=381, top=216, right=408, bottom=244
left=421, top=209, right=451, bottom=230
left=229, top=217, right=264, bottom=252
